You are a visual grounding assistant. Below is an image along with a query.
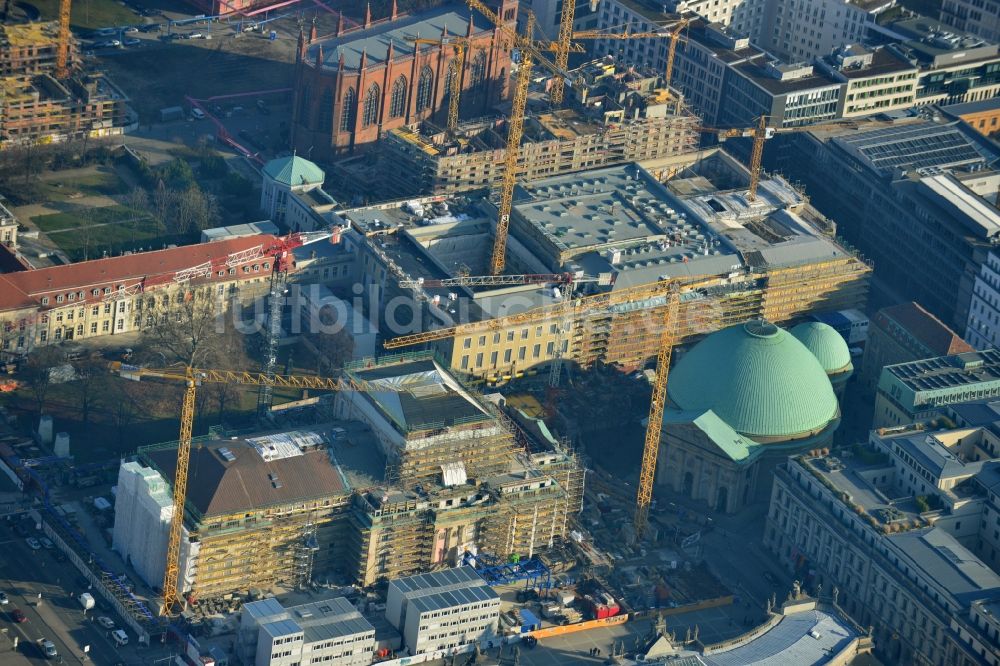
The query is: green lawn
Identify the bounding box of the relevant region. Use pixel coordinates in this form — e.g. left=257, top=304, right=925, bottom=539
left=37, top=171, right=127, bottom=201
left=33, top=205, right=137, bottom=232
left=51, top=221, right=190, bottom=262
left=32, top=0, right=137, bottom=31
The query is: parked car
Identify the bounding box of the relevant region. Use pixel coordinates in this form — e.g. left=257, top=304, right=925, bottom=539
left=97, top=616, right=115, bottom=630
left=122, top=38, right=141, bottom=46
left=123, top=26, right=138, bottom=33
left=11, top=608, right=27, bottom=623
left=25, top=537, right=41, bottom=550
left=39, top=537, right=53, bottom=549
left=138, top=23, right=160, bottom=32
left=0, top=592, right=8, bottom=605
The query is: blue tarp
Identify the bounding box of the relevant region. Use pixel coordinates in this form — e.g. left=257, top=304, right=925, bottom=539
left=519, top=608, right=541, bottom=633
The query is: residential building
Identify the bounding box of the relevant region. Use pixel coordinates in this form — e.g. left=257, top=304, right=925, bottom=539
left=968, top=250, right=1000, bottom=349
left=942, top=98, right=1000, bottom=138
left=291, top=2, right=515, bottom=160
left=861, top=301, right=973, bottom=392
left=385, top=567, right=500, bottom=656
left=940, top=0, right=1000, bottom=42
left=260, top=156, right=339, bottom=232
left=0, top=73, right=130, bottom=147
left=239, top=596, right=376, bottom=666
left=873, top=349, right=1000, bottom=427
left=0, top=22, right=78, bottom=76
left=119, top=430, right=355, bottom=602
left=765, top=446, right=1000, bottom=665
left=770, top=119, right=1000, bottom=333
left=815, top=44, right=918, bottom=118
left=375, top=58, right=700, bottom=197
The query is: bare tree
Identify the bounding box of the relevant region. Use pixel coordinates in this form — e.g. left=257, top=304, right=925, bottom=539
left=20, top=347, right=63, bottom=414
left=69, top=356, right=107, bottom=425
left=307, top=329, right=354, bottom=376
left=142, top=294, right=226, bottom=369
left=107, top=377, right=146, bottom=446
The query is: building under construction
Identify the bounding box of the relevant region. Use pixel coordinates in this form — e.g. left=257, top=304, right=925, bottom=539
left=1, top=72, right=129, bottom=147
left=347, top=151, right=871, bottom=380
left=113, top=353, right=584, bottom=599
left=372, top=58, right=700, bottom=198
left=0, top=22, right=78, bottom=76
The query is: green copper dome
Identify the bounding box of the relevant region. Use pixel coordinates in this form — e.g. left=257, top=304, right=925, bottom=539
left=791, top=322, right=853, bottom=375
left=262, top=155, right=325, bottom=187
left=667, top=320, right=839, bottom=440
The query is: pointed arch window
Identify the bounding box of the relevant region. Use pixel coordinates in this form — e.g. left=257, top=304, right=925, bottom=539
left=471, top=51, right=487, bottom=89
left=338, top=87, right=355, bottom=132
left=416, top=65, right=434, bottom=113
left=362, top=83, right=381, bottom=127
left=389, top=76, right=407, bottom=118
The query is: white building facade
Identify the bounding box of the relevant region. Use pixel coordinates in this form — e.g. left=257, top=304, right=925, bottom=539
left=966, top=249, right=1000, bottom=349
left=386, top=567, right=501, bottom=656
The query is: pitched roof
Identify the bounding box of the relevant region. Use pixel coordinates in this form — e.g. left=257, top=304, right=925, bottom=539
left=0, top=235, right=280, bottom=313
left=262, top=156, right=325, bottom=187
left=143, top=432, right=348, bottom=518
left=876, top=301, right=973, bottom=356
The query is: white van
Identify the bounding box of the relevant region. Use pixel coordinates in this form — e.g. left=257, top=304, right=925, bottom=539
left=190, top=107, right=205, bottom=120
left=111, top=629, right=128, bottom=647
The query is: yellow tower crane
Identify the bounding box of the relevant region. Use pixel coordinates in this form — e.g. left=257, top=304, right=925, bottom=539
left=410, top=32, right=476, bottom=133
left=109, top=362, right=401, bottom=615
left=55, top=0, right=72, bottom=79
left=569, top=18, right=690, bottom=92
left=380, top=275, right=774, bottom=536
left=465, top=0, right=576, bottom=275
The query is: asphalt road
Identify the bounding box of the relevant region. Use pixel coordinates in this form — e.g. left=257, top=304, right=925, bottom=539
left=0, top=522, right=149, bottom=666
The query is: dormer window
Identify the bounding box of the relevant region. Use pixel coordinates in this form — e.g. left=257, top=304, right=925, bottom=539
left=56, top=295, right=64, bottom=303
left=41, top=297, right=49, bottom=306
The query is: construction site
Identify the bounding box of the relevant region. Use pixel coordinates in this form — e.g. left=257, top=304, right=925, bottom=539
left=367, top=58, right=701, bottom=198
left=0, top=17, right=132, bottom=146
left=344, top=149, right=870, bottom=383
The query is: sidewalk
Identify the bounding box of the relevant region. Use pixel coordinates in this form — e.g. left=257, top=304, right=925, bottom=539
left=32, top=599, right=85, bottom=664
left=0, top=630, right=33, bottom=664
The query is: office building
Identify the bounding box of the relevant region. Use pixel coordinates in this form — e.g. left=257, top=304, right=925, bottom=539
left=942, top=98, right=1000, bottom=138
left=386, top=567, right=500, bottom=656
left=291, top=2, right=515, bottom=160
left=771, top=119, right=1000, bottom=333
left=859, top=301, right=972, bottom=392
left=766, top=444, right=1000, bottom=665
left=968, top=250, right=1000, bottom=350
left=940, top=0, right=1000, bottom=42
left=239, top=596, right=375, bottom=666
left=260, top=156, right=339, bottom=232
left=815, top=44, right=918, bottom=118
left=874, top=349, right=1000, bottom=427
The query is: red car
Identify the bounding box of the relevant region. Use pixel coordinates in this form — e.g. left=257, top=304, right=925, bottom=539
left=11, top=608, right=26, bottom=623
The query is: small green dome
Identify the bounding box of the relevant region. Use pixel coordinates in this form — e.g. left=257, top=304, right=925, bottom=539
left=791, top=322, right=853, bottom=375
left=263, top=155, right=325, bottom=187
left=667, top=320, right=839, bottom=440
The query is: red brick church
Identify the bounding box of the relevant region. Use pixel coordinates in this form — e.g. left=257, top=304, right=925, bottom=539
left=291, top=0, right=516, bottom=161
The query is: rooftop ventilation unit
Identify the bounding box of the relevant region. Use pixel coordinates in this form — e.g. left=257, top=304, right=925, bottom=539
left=218, top=447, right=236, bottom=462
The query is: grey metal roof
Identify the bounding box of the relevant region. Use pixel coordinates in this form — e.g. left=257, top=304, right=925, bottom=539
left=389, top=566, right=498, bottom=613
left=307, top=5, right=494, bottom=71
left=243, top=597, right=288, bottom=622
left=260, top=618, right=303, bottom=639
left=409, top=583, right=499, bottom=614
left=889, top=431, right=970, bottom=479
left=888, top=527, right=1000, bottom=606
left=702, top=609, right=858, bottom=665
left=917, top=173, right=1000, bottom=240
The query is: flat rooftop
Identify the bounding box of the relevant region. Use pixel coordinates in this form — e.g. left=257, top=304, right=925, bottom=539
left=731, top=61, right=841, bottom=95
left=888, top=527, right=1000, bottom=607
left=0, top=22, right=58, bottom=48
left=884, top=350, right=1000, bottom=394
left=514, top=158, right=851, bottom=288
left=830, top=121, right=997, bottom=177
left=390, top=566, right=498, bottom=614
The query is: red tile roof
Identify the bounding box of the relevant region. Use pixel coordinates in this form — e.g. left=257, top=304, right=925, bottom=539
left=0, top=235, right=281, bottom=313
left=876, top=301, right=973, bottom=356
